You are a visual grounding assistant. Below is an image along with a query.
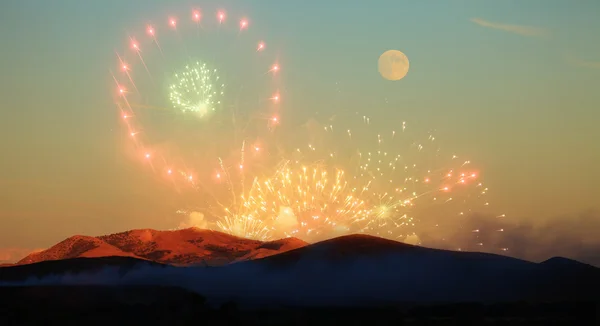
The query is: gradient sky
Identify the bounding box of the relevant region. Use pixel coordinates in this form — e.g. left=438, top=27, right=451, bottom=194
left=1, top=0, right=599, bottom=264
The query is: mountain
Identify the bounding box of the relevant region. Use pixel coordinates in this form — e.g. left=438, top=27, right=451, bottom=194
left=240, top=234, right=600, bottom=304
left=254, top=234, right=421, bottom=267
left=3, top=234, right=598, bottom=307
left=540, top=256, right=598, bottom=271
left=18, top=235, right=140, bottom=265
left=16, top=228, right=308, bottom=266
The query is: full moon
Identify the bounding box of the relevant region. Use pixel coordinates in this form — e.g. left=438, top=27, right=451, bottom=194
left=378, top=50, right=410, bottom=81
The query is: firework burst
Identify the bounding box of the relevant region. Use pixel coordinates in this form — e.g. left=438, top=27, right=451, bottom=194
left=221, top=162, right=360, bottom=241
left=210, top=113, right=493, bottom=243
left=168, top=61, right=224, bottom=116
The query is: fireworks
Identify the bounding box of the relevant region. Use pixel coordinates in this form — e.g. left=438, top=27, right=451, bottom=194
left=217, top=163, right=358, bottom=241
left=111, top=5, right=286, bottom=236
left=111, top=6, right=502, bottom=249
left=168, top=61, right=224, bottom=116
left=312, top=116, right=488, bottom=241
left=206, top=114, right=490, bottom=243
left=112, top=6, right=281, bottom=161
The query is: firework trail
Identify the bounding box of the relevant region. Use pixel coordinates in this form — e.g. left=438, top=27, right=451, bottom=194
left=146, top=25, right=164, bottom=56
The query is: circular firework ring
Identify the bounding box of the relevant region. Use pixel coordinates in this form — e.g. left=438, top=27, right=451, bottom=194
left=111, top=7, right=284, bottom=240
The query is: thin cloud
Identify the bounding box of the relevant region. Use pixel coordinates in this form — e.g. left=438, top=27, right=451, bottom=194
left=565, top=54, right=600, bottom=69
left=470, top=18, right=549, bottom=38
left=420, top=210, right=600, bottom=267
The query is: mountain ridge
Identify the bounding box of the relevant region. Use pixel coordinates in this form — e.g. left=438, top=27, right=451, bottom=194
left=17, top=228, right=308, bottom=266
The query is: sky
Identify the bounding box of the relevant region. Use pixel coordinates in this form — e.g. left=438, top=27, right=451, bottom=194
left=1, top=0, right=599, bottom=264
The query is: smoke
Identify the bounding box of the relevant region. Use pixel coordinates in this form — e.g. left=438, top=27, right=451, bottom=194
left=178, top=211, right=208, bottom=229
left=420, top=210, right=600, bottom=267
left=403, top=234, right=421, bottom=246
left=274, top=206, right=299, bottom=230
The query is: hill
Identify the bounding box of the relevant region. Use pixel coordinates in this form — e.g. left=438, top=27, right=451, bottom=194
left=18, top=235, right=140, bottom=265
left=16, top=228, right=308, bottom=266
left=238, top=234, right=600, bottom=304
left=3, top=234, right=598, bottom=307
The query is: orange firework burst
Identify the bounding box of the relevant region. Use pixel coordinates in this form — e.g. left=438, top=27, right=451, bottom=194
left=208, top=113, right=494, bottom=244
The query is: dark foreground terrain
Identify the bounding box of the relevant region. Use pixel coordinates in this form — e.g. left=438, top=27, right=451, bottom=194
left=0, top=285, right=597, bottom=325
left=2, top=235, right=599, bottom=324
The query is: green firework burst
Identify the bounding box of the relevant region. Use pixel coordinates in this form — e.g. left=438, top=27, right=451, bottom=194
left=168, top=61, right=225, bottom=116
